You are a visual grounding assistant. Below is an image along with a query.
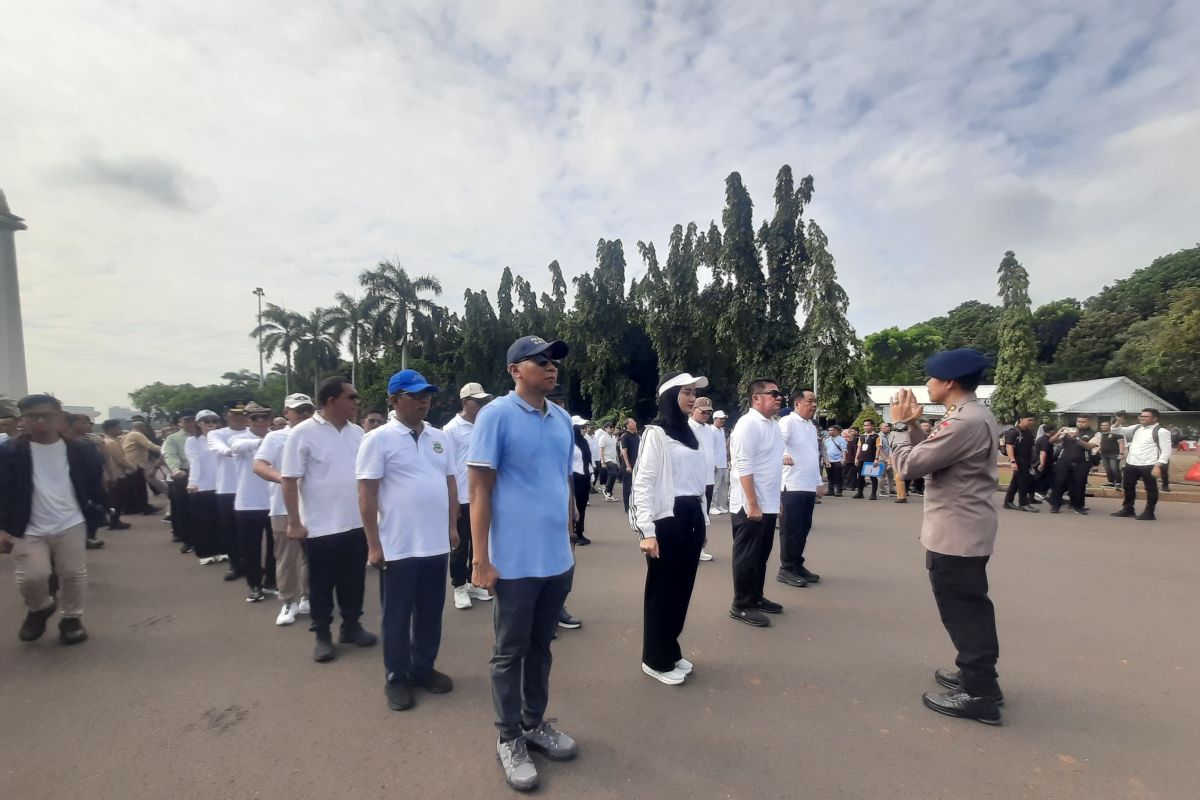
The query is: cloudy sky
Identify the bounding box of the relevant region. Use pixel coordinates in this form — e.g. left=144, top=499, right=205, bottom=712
left=4, top=1, right=1199, bottom=410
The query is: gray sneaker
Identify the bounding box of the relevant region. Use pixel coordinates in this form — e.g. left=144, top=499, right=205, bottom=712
left=497, top=735, right=538, bottom=792
left=522, top=719, right=578, bottom=761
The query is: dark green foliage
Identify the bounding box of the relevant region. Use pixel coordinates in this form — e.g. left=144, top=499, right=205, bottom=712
left=991, top=251, right=1050, bottom=421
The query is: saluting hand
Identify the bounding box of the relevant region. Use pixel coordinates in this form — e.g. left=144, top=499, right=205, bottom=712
left=889, top=389, right=922, bottom=425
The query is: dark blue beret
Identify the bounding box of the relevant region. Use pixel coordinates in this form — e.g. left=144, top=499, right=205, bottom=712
left=924, top=348, right=991, bottom=380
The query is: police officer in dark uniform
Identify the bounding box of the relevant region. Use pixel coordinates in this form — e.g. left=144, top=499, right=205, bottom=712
left=1050, top=416, right=1099, bottom=515
left=1002, top=413, right=1038, bottom=512
left=889, top=349, right=1004, bottom=725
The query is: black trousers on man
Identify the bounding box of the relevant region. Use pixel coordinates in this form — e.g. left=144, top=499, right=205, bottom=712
left=188, top=490, right=221, bottom=558
left=215, top=493, right=241, bottom=571
left=236, top=509, right=277, bottom=590
left=1003, top=463, right=1034, bottom=506
left=826, top=463, right=843, bottom=494
left=927, top=550, right=1000, bottom=697
left=779, top=490, right=816, bottom=576
left=1051, top=459, right=1089, bottom=510
left=449, top=503, right=473, bottom=587
left=382, top=553, right=448, bottom=684
left=491, top=567, right=574, bottom=742
left=604, top=461, right=619, bottom=496
left=168, top=473, right=190, bottom=542
left=731, top=509, right=778, bottom=608
left=303, top=528, right=368, bottom=635
left=1160, top=462, right=1170, bottom=491
left=570, top=475, right=589, bottom=536
left=643, top=498, right=705, bottom=672
left=1121, top=464, right=1159, bottom=515
left=622, top=469, right=634, bottom=513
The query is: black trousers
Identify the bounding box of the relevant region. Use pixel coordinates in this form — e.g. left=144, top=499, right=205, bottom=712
left=911, top=477, right=926, bottom=495
left=926, top=550, right=1000, bottom=697
left=854, top=474, right=878, bottom=497
left=622, top=469, right=633, bottom=513
left=604, top=462, right=619, bottom=495
left=303, top=528, right=368, bottom=634
left=491, top=567, right=574, bottom=741
left=188, top=491, right=221, bottom=558
left=826, top=463, right=844, bottom=493
left=1101, top=455, right=1122, bottom=485
left=1052, top=459, right=1089, bottom=509
left=236, top=509, right=277, bottom=590
left=1121, top=464, right=1159, bottom=514
left=1003, top=463, right=1034, bottom=506
left=1160, top=462, right=1170, bottom=490
left=592, top=463, right=602, bottom=488
left=643, top=497, right=705, bottom=672
left=731, top=509, right=778, bottom=608
left=215, top=493, right=241, bottom=570
left=449, top=503, right=472, bottom=587
left=126, top=468, right=150, bottom=513
left=571, top=474, right=589, bottom=536
left=381, top=553, right=448, bottom=683
left=704, top=484, right=714, bottom=514
left=168, top=474, right=190, bottom=541
left=779, top=490, right=816, bottom=574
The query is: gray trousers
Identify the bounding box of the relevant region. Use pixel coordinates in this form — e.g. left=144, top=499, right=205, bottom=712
left=491, top=567, right=574, bottom=741
left=13, top=523, right=87, bottom=618
left=712, top=467, right=729, bottom=509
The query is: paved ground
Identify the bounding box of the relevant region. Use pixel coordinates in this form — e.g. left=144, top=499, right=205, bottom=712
left=2, top=492, right=1198, bottom=800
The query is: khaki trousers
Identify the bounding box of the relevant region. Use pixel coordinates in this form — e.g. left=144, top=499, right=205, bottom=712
left=13, top=522, right=87, bottom=618
left=270, top=515, right=309, bottom=604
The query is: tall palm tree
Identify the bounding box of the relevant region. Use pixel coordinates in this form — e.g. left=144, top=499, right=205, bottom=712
left=326, top=292, right=377, bottom=387
left=359, top=260, right=443, bottom=369
left=296, top=307, right=341, bottom=397
left=250, top=303, right=304, bottom=395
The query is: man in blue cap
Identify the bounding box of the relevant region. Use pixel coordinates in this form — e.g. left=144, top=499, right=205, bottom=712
left=357, top=369, right=458, bottom=712
left=469, top=335, right=578, bottom=792
left=889, top=348, right=1005, bottom=726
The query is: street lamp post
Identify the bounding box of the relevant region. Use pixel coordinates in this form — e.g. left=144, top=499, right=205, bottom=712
left=253, top=287, right=265, bottom=387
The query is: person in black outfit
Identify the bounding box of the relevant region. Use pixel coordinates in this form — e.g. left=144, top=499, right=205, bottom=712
left=1050, top=417, right=1099, bottom=515
left=570, top=418, right=592, bottom=545
left=852, top=420, right=880, bottom=500
left=1033, top=423, right=1057, bottom=497
left=1002, top=414, right=1038, bottom=511
left=1097, top=421, right=1124, bottom=486
left=620, top=418, right=639, bottom=513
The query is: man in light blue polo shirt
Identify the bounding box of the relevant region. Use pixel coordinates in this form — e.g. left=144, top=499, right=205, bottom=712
left=469, top=335, right=578, bottom=793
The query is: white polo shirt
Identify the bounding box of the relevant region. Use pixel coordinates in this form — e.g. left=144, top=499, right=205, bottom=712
left=255, top=427, right=292, bottom=517
left=779, top=414, right=822, bottom=492
left=356, top=419, right=455, bottom=561
left=185, top=434, right=218, bottom=492
left=728, top=408, right=785, bottom=514
left=688, top=419, right=716, bottom=478
left=208, top=426, right=246, bottom=494
left=230, top=431, right=271, bottom=511
left=441, top=412, right=473, bottom=505
left=711, top=425, right=728, bottom=468
left=280, top=413, right=364, bottom=537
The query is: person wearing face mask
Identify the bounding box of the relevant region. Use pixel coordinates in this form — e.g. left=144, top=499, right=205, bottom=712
left=630, top=372, right=710, bottom=685
left=727, top=377, right=786, bottom=628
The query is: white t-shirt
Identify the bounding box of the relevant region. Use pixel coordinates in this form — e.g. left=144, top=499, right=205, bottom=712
left=208, top=426, right=246, bottom=494
left=598, top=431, right=618, bottom=463
left=441, top=413, right=473, bottom=505
left=572, top=444, right=586, bottom=475
left=355, top=419, right=455, bottom=561
left=668, top=437, right=709, bottom=497
left=280, top=413, right=364, bottom=537
left=27, top=440, right=85, bottom=536
left=230, top=431, right=271, bottom=511
left=186, top=435, right=218, bottom=491
left=585, top=434, right=600, bottom=463
left=711, top=425, right=728, bottom=468
left=728, top=408, right=785, bottom=515
left=779, top=414, right=822, bottom=492
left=255, top=427, right=292, bottom=516
left=688, top=419, right=716, bottom=478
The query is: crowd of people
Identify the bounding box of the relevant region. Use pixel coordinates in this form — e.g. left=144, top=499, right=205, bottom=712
left=0, top=336, right=1187, bottom=791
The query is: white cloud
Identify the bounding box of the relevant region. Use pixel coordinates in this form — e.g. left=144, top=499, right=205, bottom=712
left=1, top=0, right=1197, bottom=408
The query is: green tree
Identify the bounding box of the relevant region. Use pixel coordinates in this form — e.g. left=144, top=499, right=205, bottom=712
left=457, top=289, right=509, bottom=392
left=567, top=238, right=637, bottom=414
left=295, top=307, right=341, bottom=397
left=1108, top=287, right=1200, bottom=407
left=359, top=260, right=443, bottom=369
left=716, top=172, right=768, bottom=381
left=757, top=166, right=813, bottom=380
left=638, top=223, right=702, bottom=373
left=220, top=370, right=261, bottom=390
left=862, top=325, right=943, bottom=384
left=1031, top=298, right=1081, bottom=364
left=249, top=303, right=304, bottom=395
left=991, top=251, right=1050, bottom=421
left=924, top=300, right=1002, bottom=356
left=326, top=292, right=377, bottom=386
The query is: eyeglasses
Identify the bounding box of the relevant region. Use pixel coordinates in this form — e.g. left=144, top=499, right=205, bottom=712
left=21, top=412, right=58, bottom=422
left=756, top=390, right=784, bottom=400
left=248, top=414, right=271, bottom=421
left=522, top=355, right=561, bottom=368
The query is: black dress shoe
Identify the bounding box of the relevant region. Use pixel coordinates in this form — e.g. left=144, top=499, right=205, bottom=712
left=412, top=668, right=454, bottom=694
left=729, top=606, right=770, bottom=627
left=894, top=498, right=908, bottom=504
left=86, top=539, right=106, bottom=550
left=575, top=535, right=592, bottom=546
left=339, top=626, right=378, bottom=646
left=1111, top=508, right=1135, bottom=517
left=922, top=690, right=1001, bottom=725
left=853, top=492, right=864, bottom=499
left=934, top=669, right=1004, bottom=705
left=1136, top=512, right=1156, bottom=521
left=223, top=568, right=241, bottom=581
left=58, top=617, right=88, bottom=645
left=1019, top=505, right=1039, bottom=513
left=776, top=571, right=808, bottom=588
left=1003, top=502, right=1019, bottom=511
left=386, top=680, right=415, bottom=710
left=797, top=566, right=821, bottom=583
left=753, top=597, right=783, bottom=614
left=178, top=543, right=193, bottom=554
left=1049, top=505, right=1061, bottom=514
left=19, top=603, right=57, bottom=642
left=1072, top=507, right=1089, bottom=515
left=313, top=635, right=337, bottom=663
left=108, top=521, right=131, bottom=530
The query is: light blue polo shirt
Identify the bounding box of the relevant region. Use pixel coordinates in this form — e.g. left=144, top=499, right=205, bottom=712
left=468, top=391, right=574, bottom=580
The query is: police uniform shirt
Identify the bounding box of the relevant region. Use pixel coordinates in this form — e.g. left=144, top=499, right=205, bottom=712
left=1003, top=427, right=1034, bottom=465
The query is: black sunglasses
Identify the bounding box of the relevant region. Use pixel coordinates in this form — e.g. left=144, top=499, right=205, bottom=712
left=521, top=354, right=561, bottom=368
left=756, top=390, right=785, bottom=400
left=248, top=413, right=271, bottom=421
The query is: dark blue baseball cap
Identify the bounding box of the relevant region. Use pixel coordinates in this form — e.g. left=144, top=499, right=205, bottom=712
left=506, top=335, right=569, bottom=365
left=924, top=348, right=991, bottom=380
left=387, top=369, right=439, bottom=396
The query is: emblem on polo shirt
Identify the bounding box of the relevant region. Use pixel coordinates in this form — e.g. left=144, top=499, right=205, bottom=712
left=433, top=442, right=444, bottom=453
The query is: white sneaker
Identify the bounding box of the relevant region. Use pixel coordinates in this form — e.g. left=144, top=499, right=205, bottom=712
left=214, top=553, right=229, bottom=563
left=675, top=657, right=694, bottom=675
left=454, top=585, right=472, bottom=609
left=710, top=507, right=725, bottom=516
left=276, top=603, right=297, bottom=626
left=198, top=556, right=217, bottom=566
left=296, top=597, right=311, bottom=615
left=642, top=662, right=687, bottom=685
left=466, top=583, right=493, bottom=601
left=699, top=549, right=714, bottom=562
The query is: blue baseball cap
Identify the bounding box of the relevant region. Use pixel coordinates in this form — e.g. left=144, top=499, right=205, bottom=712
left=387, top=369, right=439, bottom=396
left=506, top=335, right=569, bottom=365
left=924, top=348, right=991, bottom=380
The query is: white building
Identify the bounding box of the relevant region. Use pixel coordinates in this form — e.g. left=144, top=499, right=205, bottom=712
left=0, top=189, right=28, bottom=399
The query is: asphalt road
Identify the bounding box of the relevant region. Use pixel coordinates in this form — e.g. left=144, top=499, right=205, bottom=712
left=2, top=491, right=1198, bottom=800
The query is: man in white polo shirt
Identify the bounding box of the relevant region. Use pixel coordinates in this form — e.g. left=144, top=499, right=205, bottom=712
left=229, top=402, right=277, bottom=603
left=281, top=376, right=376, bottom=663
left=442, top=381, right=494, bottom=610
left=728, top=377, right=785, bottom=628
left=1110, top=408, right=1173, bottom=521
left=777, top=388, right=824, bottom=589
left=711, top=410, right=730, bottom=514
left=209, top=403, right=248, bottom=583
left=358, top=370, right=458, bottom=712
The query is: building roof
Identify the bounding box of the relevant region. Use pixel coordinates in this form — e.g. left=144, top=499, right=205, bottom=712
left=868, top=376, right=1180, bottom=417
